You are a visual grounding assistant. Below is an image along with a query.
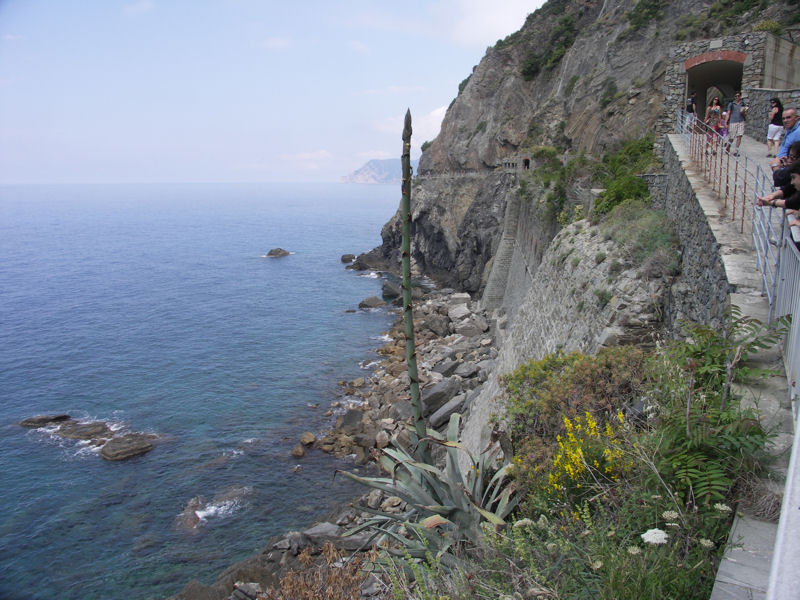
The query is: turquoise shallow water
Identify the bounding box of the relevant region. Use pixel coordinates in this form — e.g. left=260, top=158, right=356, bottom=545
left=0, top=182, right=399, bottom=600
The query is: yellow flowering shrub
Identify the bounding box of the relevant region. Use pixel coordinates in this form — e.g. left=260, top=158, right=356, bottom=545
left=547, top=411, right=630, bottom=500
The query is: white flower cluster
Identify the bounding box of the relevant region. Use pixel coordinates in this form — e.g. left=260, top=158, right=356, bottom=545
left=513, top=518, right=533, bottom=529
left=662, top=510, right=679, bottom=520
left=641, top=528, right=669, bottom=545
left=714, top=503, right=732, bottom=513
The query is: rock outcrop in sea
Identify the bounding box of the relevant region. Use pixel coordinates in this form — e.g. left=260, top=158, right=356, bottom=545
left=18, top=414, right=157, bottom=460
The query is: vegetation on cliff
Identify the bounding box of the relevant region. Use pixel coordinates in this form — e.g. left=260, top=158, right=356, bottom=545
left=374, top=311, right=784, bottom=599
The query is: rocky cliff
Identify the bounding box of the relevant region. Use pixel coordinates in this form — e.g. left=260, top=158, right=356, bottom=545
left=368, top=0, right=794, bottom=293
left=359, top=0, right=796, bottom=456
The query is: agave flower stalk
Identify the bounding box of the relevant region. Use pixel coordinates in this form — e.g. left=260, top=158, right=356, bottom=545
left=400, top=109, right=428, bottom=462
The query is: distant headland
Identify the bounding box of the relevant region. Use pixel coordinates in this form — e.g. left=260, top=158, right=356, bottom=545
left=339, top=158, right=420, bottom=185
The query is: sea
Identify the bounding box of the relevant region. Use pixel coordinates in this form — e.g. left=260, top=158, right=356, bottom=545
left=0, top=182, right=402, bottom=600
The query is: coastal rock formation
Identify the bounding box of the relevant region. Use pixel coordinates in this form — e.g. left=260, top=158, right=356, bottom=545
left=19, top=415, right=157, bottom=461
left=358, top=296, right=385, bottom=309
left=100, top=433, right=156, bottom=460
left=265, top=247, right=290, bottom=257
left=18, top=414, right=71, bottom=427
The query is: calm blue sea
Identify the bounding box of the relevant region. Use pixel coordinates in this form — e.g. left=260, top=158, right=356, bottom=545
left=0, top=182, right=400, bottom=600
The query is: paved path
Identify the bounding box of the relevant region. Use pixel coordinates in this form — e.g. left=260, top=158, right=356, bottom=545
left=668, top=133, right=793, bottom=600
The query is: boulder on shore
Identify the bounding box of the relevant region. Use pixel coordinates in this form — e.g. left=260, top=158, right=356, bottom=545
left=358, top=296, right=386, bottom=309
left=340, top=254, right=356, bottom=263
left=265, top=248, right=290, bottom=258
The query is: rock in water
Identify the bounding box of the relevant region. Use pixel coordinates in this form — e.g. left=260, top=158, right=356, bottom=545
left=340, top=254, right=355, bottom=263
left=18, top=414, right=71, bottom=427
left=100, top=433, right=155, bottom=460
left=58, top=421, right=113, bottom=440
left=359, top=296, right=386, bottom=309
left=266, top=247, right=290, bottom=257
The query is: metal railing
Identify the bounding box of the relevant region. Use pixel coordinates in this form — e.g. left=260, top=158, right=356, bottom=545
left=676, top=112, right=786, bottom=321
left=675, top=111, right=800, bottom=600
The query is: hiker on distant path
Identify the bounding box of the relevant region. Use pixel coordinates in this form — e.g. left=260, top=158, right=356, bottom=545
left=726, top=91, right=748, bottom=156
left=767, top=97, right=784, bottom=158
left=771, top=108, right=800, bottom=171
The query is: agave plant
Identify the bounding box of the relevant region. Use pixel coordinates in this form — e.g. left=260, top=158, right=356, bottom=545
left=338, top=413, right=518, bottom=566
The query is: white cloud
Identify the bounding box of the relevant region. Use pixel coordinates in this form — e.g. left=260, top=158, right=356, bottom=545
left=258, top=37, right=291, bottom=50
left=348, top=40, right=369, bottom=54
left=124, top=1, right=154, bottom=15
left=436, top=0, right=543, bottom=47
left=2, top=34, right=25, bottom=41
left=431, top=0, right=544, bottom=48
left=373, top=105, right=446, bottom=152
left=414, top=105, right=447, bottom=144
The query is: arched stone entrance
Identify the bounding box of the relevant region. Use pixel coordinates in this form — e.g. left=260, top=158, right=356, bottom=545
left=685, top=50, right=746, bottom=109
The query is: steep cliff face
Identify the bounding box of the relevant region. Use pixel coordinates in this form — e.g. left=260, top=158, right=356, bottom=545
left=372, top=0, right=793, bottom=297
left=379, top=174, right=515, bottom=292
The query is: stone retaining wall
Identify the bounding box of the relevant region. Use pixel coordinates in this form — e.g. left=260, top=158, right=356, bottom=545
left=743, top=87, right=800, bottom=142
left=656, top=136, right=731, bottom=331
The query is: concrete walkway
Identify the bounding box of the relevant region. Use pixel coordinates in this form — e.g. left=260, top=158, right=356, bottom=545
left=668, top=132, right=794, bottom=600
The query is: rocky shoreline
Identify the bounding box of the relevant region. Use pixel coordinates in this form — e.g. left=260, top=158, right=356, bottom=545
left=169, top=274, right=500, bottom=599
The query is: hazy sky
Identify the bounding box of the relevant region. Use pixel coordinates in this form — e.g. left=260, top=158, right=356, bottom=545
left=0, top=1, right=544, bottom=184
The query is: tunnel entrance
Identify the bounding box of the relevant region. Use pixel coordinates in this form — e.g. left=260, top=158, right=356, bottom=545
left=684, top=50, right=746, bottom=116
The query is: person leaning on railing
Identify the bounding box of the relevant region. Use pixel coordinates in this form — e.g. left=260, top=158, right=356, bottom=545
left=758, top=161, right=800, bottom=210
left=773, top=142, right=800, bottom=188
left=770, top=109, right=800, bottom=172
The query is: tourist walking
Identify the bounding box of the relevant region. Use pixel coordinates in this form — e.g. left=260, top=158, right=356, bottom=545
left=767, top=97, right=785, bottom=157
left=726, top=91, right=748, bottom=156
left=685, top=91, right=697, bottom=131
left=705, top=96, right=722, bottom=151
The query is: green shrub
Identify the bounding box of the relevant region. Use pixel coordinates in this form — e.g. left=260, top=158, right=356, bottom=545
left=458, top=74, right=472, bottom=94
left=625, top=0, right=665, bottom=33
left=600, top=78, right=619, bottom=107
left=594, top=174, right=649, bottom=215
left=522, top=52, right=542, bottom=80
left=592, top=136, right=657, bottom=216
left=600, top=199, right=679, bottom=276
left=754, top=19, right=782, bottom=34
left=565, top=74, right=580, bottom=95
left=594, top=287, right=612, bottom=307
left=479, top=313, right=784, bottom=599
